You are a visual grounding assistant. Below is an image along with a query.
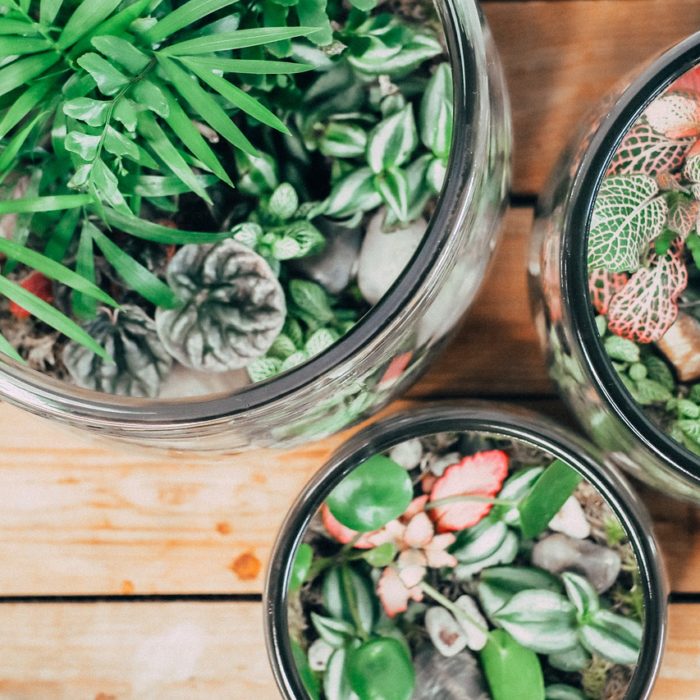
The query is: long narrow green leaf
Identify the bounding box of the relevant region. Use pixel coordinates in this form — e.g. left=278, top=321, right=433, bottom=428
left=40, top=0, right=63, bottom=25
left=143, top=0, right=238, bottom=45
left=57, top=0, right=122, bottom=50
left=89, top=225, right=180, bottom=309
left=0, top=77, right=55, bottom=139
left=0, top=274, right=110, bottom=360
left=157, top=55, right=256, bottom=156
left=135, top=173, right=218, bottom=197
left=137, top=110, right=213, bottom=203
left=158, top=81, right=232, bottom=186
left=182, top=57, right=289, bottom=133
left=0, top=113, right=43, bottom=181
left=160, top=26, right=317, bottom=55
left=0, top=36, right=51, bottom=55
left=0, top=18, right=39, bottom=36
left=43, top=207, right=79, bottom=261
left=72, top=221, right=98, bottom=319
left=181, top=56, right=312, bottom=74
left=0, top=236, right=116, bottom=306
left=0, top=330, right=24, bottom=363
left=101, top=207, right=230, bottom=244
left=0, top=194, right=93, bottom=214
left=0, top=52, right=60, bottom=100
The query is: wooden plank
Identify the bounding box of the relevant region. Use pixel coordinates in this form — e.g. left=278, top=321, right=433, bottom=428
left=484, top=0, right=700, bottom=193
left=0, top=600, right=693, bottom=698
left=0, top=395, right=697, bottom=596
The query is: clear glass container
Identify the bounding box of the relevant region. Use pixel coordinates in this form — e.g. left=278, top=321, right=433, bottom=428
left=530, top=32, right=700, bottom=500
left=264, top=403, right=667, bottom=699
left=0, top=0, right=510, bottom=452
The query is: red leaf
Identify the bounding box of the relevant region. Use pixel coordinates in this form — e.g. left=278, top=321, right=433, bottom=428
left=671, top=66, right=700, bottom=96
left=429, top=450, right=509, bottom=533
left=320, top=504, right=375, bottom=549
left=589, top=269, right=629, bottom=316
left=9, top=271, right=54, bottom=320
left=607, top=240, right=688, bottom=343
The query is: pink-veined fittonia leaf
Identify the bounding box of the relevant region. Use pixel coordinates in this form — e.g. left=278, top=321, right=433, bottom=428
left=428, top=450, right=509, bottom=533
left=683, top=153, right=700, bottom=202
left=589, top=269, right=629, bottom=316
left=667, top=195, right=700, bottom=238
left=588, top=174, right=668, bottom=273
left=607, top=239, right=689, bottom=343
left=644, top=91, right=700, bottom=139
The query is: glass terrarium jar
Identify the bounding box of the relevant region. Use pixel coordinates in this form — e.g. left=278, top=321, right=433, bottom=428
left=531, top=32, right=700, bottom=500
left=0, top=0, right=509, bottom=452
left=265, top=404, right=667, bottom=700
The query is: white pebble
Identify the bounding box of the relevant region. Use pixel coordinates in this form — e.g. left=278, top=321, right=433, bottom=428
left=425, top=606, right=468, bottom=658
left=455, top=595, right=489, bottom=651
left=548, top=496, right=591, bottom=540
left=308, top=638, right=334, bottom=672
left=389, top=439, right=424, bottom=470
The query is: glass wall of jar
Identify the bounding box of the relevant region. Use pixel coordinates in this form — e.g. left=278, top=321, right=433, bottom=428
left=530, top=32, right=700, bottom=500
left=0, top=0, right=510, bottom=452
left=265, top=404, right=667, bottom=700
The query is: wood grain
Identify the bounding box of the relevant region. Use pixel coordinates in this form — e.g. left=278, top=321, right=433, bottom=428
left=484, top=0, right=700, bottom=193
left=0, top=600, right=692, bottom=699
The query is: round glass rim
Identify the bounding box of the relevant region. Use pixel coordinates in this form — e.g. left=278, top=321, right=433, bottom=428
left=264, top=403, right=668, bottom=700
left=0, top=0, right=487, bottom=426
left=564, top=30, right=700, bottom=484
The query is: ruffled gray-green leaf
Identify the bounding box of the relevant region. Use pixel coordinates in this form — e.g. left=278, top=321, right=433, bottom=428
left=156, top=240, right=286, bottom=372
left=63, top=305, right=172, bottom=398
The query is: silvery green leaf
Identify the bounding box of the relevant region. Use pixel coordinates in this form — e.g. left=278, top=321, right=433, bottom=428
left=455, top=530, right=518, bottom=580
left=323, top=566, right=377, bottom=637
left=305, top=328, right=339, bottom=356
left=65, top=131, right=100, bottom=161
left=366, top=104, right=417, bottom=173
left=311, top=612, right=356, bottom=649
left=633, top=377, right=673, bottom=406
left=494, top=467, right=544, bottom=526
left=231, top=221, right=263, bottom=249
left=324, top=648, right=360, bottom=700
left=588, top=174, right=667, bottom=273
left=478, top=566, right=563, bottom=620
left=579, top=609, right=643, bottom=665
left=280, top=350, right=309, bottom=372
left=376, top=167, right=409, bottom=223
left=269, top=182, right=299, bottom=221
left=268, top=334, right=298, bottom=360
left=236, top=149, right=280, bottom=196
left=426, top=157, right=447, bottom=193
left=604, top=334, right=640, bottom=363
left=547, top=644, right=591, bottom=672
left=347, top=35, right=403, bottom=74
left=290, top=279, right=334, bottom=323
left=319, top=122, right=368, bottom=159
left=561, top=572, right=599, bottom=619
left=246, top=356, right=282, bottom=383
left=491, top=590, right=578, bottom=655
left=545, top=684, right=587, bottom=700
left=324, top=167, right=382, bottom=219
left=62, top=97, right=110, bottom=127
left=452, top=517, right=509, bottom=564
left=351, top=33, right=442, bottom=77
left=385, top=153, right=432, bottom=227
left=420, top=63, right=453, bottom=159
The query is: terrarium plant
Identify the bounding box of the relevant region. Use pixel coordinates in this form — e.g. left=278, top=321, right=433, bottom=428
left=588, top=64, right=700, bottom=454
left=0, top=0, right=453, bottom=398
left=287, top=434, right=644, bottom=700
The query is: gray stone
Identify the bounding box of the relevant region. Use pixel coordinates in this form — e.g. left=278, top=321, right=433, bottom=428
left=389, top=438, right=424, bottom=470
left=413, top=647, right=489, bottom=700
left=548, top=496, right=591, bottom=540
left=357, top=210, right=427, bottom=305
left=532, top=533, right=622, bottom=593
left=293, top=218, right=362, bottom=295
left=158, top=363, right=250, bottom=399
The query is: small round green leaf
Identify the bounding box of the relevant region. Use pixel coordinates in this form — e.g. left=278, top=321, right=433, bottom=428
left=347, top=638, right=414, bottom=700
left=327, top=454, right=413, bottom=532
left=545, top=684, right=587, bottom=700
left=361, top=542, right=397, bottom=568
left=289, top=543, right=313, bottom=593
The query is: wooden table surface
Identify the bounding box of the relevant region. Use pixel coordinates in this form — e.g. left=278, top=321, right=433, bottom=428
left=2, top=1, right=700, bottom=698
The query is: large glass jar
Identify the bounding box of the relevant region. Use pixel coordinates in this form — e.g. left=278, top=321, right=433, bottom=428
left=265, top=404, right=667, bottom=699
left=0, top=0, right=509, bottom=452
left=530, top=33, right=700, bottom=500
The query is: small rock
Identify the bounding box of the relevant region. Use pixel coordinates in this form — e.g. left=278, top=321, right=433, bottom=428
left=429, top=452, right=462, bottom=477
left=548, top=496, right=592, bottom=540
left=658, top=313, right=700, bottom=382
left=532, top=534, right=621, bottom=593
left=455, top=596, right=488, bottom=651
left=413, top=647, right=489, bottom=700
left=357, top=210, right=427, bottom=305
left=389, top=438, right=424, bottom=470
left=158, top=364, right=250, bottom=399
left=308, top=638, right=334, bottom=672
left=293, top=218, right=362, bottom=295
left=425, top=606, right=468, bottom=657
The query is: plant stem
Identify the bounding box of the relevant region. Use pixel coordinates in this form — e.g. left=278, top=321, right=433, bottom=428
left=425, top=494, right=518, bottom=510
left=420, top=580, right=489, bottom=634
